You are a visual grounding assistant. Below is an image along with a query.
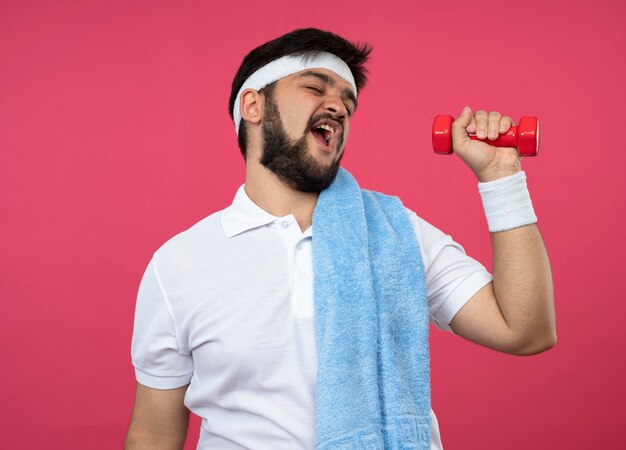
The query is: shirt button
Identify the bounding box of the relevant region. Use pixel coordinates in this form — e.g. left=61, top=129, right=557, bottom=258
left=299, top=272, right=307, bottom=280
left=281, top=221, right=289, bottom=228
left=296, top=242, right=303, bottom=250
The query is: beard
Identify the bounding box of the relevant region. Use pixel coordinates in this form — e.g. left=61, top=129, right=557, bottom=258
left=259, top=93, right=344, bottom=193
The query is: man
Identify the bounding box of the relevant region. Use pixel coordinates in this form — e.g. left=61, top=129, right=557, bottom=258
left=125, top=28, right=555, bottom=449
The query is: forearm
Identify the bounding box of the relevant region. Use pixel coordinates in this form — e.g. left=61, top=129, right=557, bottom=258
left=491, top=223, right=556, bottom=354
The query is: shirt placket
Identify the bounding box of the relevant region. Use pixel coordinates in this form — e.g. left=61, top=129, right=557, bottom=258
left=276, top=216, right=314, bottom=319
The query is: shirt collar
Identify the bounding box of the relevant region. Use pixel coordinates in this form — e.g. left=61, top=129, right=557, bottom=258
left=220, top=185, right=281, bottom=238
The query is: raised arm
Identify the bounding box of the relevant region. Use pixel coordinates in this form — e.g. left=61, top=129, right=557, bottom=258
left=125, top=383, right=190, bottom=450
left=447, top=108, right=556, bottom=355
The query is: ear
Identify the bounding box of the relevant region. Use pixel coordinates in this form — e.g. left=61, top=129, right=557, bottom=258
left=240, top=89, right=263, bottom=126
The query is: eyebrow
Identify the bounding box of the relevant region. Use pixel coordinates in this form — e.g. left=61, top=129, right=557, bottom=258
left=296, top=70, right=358, bottom=110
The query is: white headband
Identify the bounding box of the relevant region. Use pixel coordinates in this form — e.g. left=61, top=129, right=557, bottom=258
left=233, top=52, right=357, bottom=134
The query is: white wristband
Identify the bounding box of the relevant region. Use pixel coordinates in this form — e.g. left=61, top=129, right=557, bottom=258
left=478, top=171, right=537, bottom=232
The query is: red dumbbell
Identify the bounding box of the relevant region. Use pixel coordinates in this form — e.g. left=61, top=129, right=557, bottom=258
left=432, top=115, right=541, bottom=156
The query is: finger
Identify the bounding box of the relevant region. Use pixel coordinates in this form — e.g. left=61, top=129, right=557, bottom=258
left=467, top=114, right=477, bottom=133
left=500, top=116, right=514, bottom=133
left=488, top=111, right=502, bottom=140
left=451, top=106, right=472, bottom=147
left=474, top=110, right=488, bottom=139
left=454, top=106, right=473, bottom=126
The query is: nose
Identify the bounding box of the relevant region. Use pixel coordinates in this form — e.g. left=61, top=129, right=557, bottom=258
left=323, top=94, right=348, bottom=118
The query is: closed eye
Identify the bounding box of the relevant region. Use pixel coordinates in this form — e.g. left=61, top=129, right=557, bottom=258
left=305, top=85, right=354, bottom=116
left=306, top=85, right=323, bottom=94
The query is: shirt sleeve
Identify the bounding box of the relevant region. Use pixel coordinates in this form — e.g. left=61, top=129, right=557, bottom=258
left=131, top=258, right=194, bottom=389
left=406, top=208, right=493, bottom=333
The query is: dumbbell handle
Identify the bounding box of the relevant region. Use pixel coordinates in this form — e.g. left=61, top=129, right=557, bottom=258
left=432, top=115, right=540, bottom=156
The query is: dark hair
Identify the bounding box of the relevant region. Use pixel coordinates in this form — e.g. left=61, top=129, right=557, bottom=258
left=229, top=28, right=372, bottom=159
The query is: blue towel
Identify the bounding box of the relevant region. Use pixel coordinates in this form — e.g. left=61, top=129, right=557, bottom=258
left=312, top=168, right=431, bottom=449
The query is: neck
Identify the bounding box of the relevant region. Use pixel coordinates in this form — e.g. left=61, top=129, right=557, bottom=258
left=244, top=162, right=318, bottom=232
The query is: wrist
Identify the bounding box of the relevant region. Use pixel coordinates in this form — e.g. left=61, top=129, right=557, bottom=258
left=477, top=167, right=522, bottom=183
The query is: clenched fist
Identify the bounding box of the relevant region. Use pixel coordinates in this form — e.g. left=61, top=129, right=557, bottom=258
left=452, top=107, right=522, bottom=182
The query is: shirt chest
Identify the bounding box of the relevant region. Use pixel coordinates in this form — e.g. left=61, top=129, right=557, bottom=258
left=162, top=218, right=316, bottom=374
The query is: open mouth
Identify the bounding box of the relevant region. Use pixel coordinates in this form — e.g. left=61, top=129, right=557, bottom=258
left=310, top=120, right=341, bottom=151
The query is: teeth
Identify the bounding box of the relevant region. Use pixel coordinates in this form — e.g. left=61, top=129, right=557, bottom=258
left=313, top=123, right=336, bottom=145
left=316, top=124, right=334, bottom=133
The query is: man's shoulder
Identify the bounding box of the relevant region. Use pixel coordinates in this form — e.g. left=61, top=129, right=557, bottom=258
left=360, top=188, right=421, bottom=222
left=359, top=188, right=445, bottom=245
left=153, top=207, right=228, bottom=264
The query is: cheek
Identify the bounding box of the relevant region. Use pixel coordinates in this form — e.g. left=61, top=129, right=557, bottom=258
left=273, top=93, right=315, bottom=136
left=281, top=107, right=311, bottom=138
left=342, top=126, right=350, bottom=144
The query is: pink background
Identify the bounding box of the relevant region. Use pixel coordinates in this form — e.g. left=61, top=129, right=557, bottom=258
left=2, top=0, right=625, bottom=448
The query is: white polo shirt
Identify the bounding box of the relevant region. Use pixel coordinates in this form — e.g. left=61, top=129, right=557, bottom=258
left=131, top=184, right=493, bottom=449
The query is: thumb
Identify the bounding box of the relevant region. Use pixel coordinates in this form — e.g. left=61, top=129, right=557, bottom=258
left=451, top=106, right=472, bottom=150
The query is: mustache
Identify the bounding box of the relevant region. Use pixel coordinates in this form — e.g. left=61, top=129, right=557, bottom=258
left=305, top=113, right=344, bottom=132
